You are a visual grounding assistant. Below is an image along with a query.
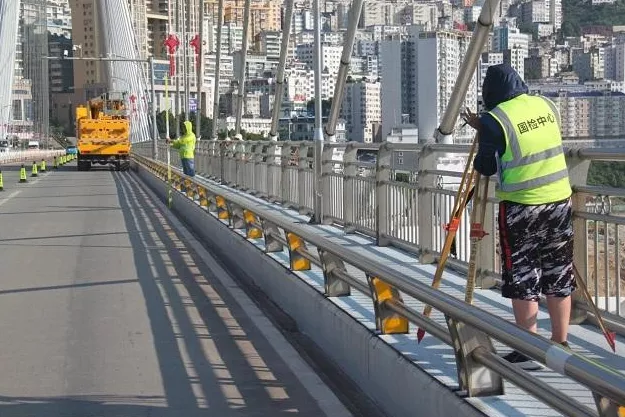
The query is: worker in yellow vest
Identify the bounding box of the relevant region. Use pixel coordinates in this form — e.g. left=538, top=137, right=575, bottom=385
left=463, top=64, right=573, bottom=371
left=168, top=120, right=197, bottom=176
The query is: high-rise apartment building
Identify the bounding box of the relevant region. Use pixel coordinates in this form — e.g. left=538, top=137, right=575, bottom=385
left=544, top=91, right=625, bottom=138
left=206, top=0, right=281, bottom=44
left=380, top=26, right=476, bottom=143
left=380, top=35, right=415, bottom=137
left=68, top=0, right=107, bottom=91
left=416, top=30, right=477, bottom=143
left=342, top=79, right=382, bottom=143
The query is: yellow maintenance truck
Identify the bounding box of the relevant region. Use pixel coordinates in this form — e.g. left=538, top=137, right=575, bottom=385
left=75, top=92, right=131, bottom=171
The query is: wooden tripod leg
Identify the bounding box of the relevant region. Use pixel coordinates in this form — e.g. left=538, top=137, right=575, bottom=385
left=417, top=133, right=479, bottom=343
left=572, top=266, right=616, bottom=352
left=465, top=175, right=489, bottom=304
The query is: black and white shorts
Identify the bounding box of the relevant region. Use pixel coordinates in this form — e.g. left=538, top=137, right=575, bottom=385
left=498, top=197, right=576, bottom=301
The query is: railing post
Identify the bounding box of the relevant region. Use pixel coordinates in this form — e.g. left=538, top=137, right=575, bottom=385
left=567, top=149, right=591, bottom=324
left=445, top=316, right=504, bottom=397
left=343, top=143, right=358, bottom=232
left=280, top=143, right=292, bottom=205
left=321, top=144, right=334, bottom=224
left=229, top=203, right=246, bottom=230
left=267, top=142, right=280, bottom=202
left=417, top=145, right=437, bottom=260
left=261, top=220, right=284, bottom=253
left=242, top=141, right=253, bottom=191
left=318, top=249, right=351, bottom=297
left=375, top=142, right=392, bottom=246
left=477, top=177, right=497, bottom=289
left=297, top=143, right=309, bottom=214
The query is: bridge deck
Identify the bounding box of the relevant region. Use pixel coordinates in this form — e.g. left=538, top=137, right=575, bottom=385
left=0, top=165, right=350, bottom=417
left=199, top=174, right=625, bottom=417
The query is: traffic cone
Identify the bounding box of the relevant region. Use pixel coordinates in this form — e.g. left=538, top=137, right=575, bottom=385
left=41, top=159, right=46, bottom=172
left=53, top=156, right=58, bottom=169
left=19, top=165, right=27, bottom=183
left=31, top=161, right=38, bottom=177
left=0, top=170, right=4, bottom=191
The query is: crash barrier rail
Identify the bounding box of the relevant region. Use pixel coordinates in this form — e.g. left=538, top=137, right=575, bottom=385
left=134, top=141, right=625, bottom=325
left=132, top=152, right=625, bottom=417
left=0, top=149, right=66, bottom=164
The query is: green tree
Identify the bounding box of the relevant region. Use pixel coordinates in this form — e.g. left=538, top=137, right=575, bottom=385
left=587, top=161, right=625, bottom=188
left=561, top=0, right=625, bottom=36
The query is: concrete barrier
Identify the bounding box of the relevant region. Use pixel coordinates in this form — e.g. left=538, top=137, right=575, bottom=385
left=134, top=162, right=487, bottom=417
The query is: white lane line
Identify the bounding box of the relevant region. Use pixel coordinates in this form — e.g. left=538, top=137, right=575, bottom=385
left=126, top=174, right=353, bottom=417
left=0, top=190, right=22, bottom=207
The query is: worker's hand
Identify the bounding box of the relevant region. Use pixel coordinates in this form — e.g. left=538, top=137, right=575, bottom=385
left=461, top=107, right=481, bottom=130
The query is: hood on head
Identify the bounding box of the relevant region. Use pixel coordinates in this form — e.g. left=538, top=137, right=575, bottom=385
left=182, top=120, right=193, bottom=135
left=482, top=63, right=528, bottom=111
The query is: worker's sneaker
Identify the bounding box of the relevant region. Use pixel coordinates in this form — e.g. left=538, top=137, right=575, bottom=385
left=558, top=341, right=571, bottom=350
left=502, top=351, right=543, bottom=371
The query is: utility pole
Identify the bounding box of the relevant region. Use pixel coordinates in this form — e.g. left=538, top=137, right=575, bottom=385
left=175, top=0, right=182, bottom=137
left=234, top=0, right=252, bottom=138
left=311, top=0, right=324, bottom=224
left=183, top=0, right=191, bottom=121
left=196, top=0, right=204, bottom=139
left=211, top=0, right=224, bottom=139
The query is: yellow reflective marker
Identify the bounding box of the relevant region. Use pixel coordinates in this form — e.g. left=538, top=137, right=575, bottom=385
left=243, top=209, right=262, bottom=239
left=370, top=277, right=409, bottom=334
left=286, top=232, right=311, bottom=271
left=215, top=195, right=230, bottom=219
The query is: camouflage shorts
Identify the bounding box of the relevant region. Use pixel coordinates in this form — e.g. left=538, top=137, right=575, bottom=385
left=498, top=198, right=576, bottom=301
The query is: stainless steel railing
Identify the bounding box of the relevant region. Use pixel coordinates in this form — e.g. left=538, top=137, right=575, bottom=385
left=132, top=152, right=625, bottom=417
left=139, top=141, right=625, bottom=323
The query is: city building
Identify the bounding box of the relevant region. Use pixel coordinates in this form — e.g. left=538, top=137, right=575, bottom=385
left=342, top=78, right=382, bottom=143
left=416, top=29, right=477, bottom=143
left=543, top=91, right=625, bottom=138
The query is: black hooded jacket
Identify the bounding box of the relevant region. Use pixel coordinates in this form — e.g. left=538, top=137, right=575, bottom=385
left=474, top=63, right=529, bottom=176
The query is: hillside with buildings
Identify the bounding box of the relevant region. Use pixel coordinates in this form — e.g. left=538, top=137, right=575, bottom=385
left=3, top=0, right=625, bottom=150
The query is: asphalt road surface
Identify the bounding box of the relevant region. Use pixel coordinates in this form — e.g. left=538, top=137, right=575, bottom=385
left=0, top=163, right=351, bottom=417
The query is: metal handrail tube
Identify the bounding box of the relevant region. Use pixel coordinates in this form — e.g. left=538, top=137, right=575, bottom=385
left=334, top=269, right=370, bottom=295
left=385, top=299, right=452, bottom=345
left=574, top=184, right=625, bottom=198
left=472, top=348, right=598, bottom=417
left=153, top=160, right=625, bottom=405
left=575, top=212, right=625, bottom=225
left=572, top=147, right=625, bottom=161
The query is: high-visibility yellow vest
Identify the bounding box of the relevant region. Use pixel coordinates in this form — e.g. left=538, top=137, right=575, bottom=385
left=488, top=94, right=572, bottom=205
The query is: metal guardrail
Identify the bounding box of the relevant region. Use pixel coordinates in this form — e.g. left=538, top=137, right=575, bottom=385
left=0, top=149, right=65, bottom=164
left=136, top=141, right=625, bottom=323
left=133, top=152, right=625, bottom=417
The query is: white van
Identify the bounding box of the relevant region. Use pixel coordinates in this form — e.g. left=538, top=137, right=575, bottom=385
left=27, top=141, right=39, bottom=150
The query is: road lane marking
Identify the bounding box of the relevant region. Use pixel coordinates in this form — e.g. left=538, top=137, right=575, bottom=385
left=0, top=190, right=22, bottom=207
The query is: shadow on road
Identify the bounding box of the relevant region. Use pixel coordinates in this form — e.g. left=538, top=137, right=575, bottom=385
left=0, top=171, right=328, bottom=417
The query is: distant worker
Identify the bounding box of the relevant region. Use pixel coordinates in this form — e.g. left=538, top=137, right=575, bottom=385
left=463, top=63, right=574, bottom=371
left=168, top=120, right=196, bottom=177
